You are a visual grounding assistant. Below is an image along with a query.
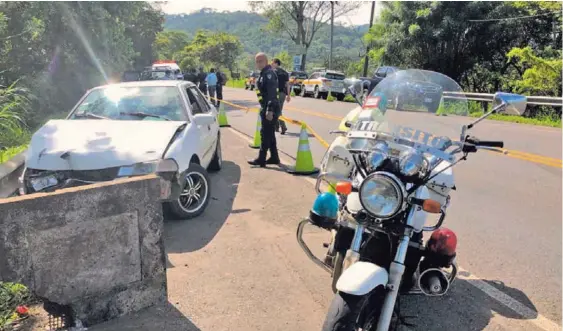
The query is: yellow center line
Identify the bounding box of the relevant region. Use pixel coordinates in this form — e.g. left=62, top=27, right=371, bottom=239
left=224, top=96, right=563, bottom=168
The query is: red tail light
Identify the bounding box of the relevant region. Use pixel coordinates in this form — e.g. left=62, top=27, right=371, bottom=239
left=321, top=78, right=328, bottom=82
left=363, top=96, right=381, bottom=109
left=428, top=228, right=457, bottom=256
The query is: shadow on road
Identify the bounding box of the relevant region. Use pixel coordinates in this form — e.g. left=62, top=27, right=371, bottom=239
left=90, top=301, right=201, bottom=331
left=398, top=276, right=539, bottom=331
left=164, top=160, right=241, bottom=268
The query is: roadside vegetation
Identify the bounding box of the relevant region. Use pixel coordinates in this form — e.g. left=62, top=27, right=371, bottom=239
left=0, top=2, right=164, bottom=164
left=0, top=282, right=35, bottom=329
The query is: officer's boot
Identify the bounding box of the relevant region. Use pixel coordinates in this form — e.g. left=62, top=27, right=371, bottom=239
left=266, top=150, right=280, bottom=165
left=280, top=119, right=287, bottom=135
left=248, top=150, right=267, bottom=167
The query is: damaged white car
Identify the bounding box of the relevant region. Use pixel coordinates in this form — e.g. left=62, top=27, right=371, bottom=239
left=20, top=80, right=222, bottom=219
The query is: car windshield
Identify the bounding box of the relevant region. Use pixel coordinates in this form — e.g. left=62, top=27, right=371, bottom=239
left=69, top=86, right=187, bottom=121
left=348, top=69, right=468, bottom=161
left=292, top=72, right=308, bottom=79
left=325, top=73, right=345, bottom=80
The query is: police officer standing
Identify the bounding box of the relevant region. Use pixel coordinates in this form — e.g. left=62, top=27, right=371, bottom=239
left=271, top=58, right=290, bottom=134
left=248, top=52, right=280, bottom=167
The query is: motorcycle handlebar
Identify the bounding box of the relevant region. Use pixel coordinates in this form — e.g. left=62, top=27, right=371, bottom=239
left=464, top=136, right=504, bottom=150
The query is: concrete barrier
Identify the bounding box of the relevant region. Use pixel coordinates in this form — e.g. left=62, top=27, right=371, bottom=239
left=0, top=175, right=167, bottom=327
left=0, top=150, right=26, bottom=198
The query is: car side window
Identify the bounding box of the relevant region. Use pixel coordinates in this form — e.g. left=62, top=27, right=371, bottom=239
left=185, top=87, right=205, bottom=115
left=310, top=73, right=318, bottom=79
left=375, top=67, right=387, bottom=78
left=192, top=87, right=212, bottom=112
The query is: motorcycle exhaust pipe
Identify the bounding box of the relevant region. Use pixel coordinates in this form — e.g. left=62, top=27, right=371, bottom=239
left=417, top=268, right=450, bottom=297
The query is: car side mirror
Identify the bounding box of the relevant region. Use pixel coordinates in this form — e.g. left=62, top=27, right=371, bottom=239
left=493, top=92, right=527, bottom=116
left=193, top=113, right=215, bottom=126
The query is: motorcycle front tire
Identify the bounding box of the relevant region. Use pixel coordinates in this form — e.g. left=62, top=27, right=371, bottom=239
left=322, top=288, right=395, bottom=331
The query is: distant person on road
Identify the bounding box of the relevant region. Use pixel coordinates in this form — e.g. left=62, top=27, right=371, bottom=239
left=206, top=68, right=218, bottom=106
left=271, top=58, right=290, bottom=135
left=216, top=69, right=226, bottom=107
left=197, top=67, right=208, bottom=95
left=248, top=52, right=280, bottom=167
left=184, top=68, right=198, bottom=84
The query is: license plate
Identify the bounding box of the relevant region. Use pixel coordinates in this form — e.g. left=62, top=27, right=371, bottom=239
left=31, top=175, right=58, bottom=191
left=424, top=98, right=433, bottom=103
left=325, top=81, right=332, bottom=86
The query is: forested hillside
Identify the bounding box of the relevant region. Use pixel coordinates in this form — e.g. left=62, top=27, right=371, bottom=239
left=164, top=9, right=369, bottom=69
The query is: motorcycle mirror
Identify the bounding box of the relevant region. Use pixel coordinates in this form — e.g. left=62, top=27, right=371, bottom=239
left=493, top=92, right=527, bottom=116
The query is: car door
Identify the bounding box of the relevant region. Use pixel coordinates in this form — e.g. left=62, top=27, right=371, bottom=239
left=306, top=73, right=319, bottom=92
left=185, top=86, right=217, bottom=167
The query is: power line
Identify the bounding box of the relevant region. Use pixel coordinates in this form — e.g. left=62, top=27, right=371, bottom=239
left=469, top=11, right=560, bottom=23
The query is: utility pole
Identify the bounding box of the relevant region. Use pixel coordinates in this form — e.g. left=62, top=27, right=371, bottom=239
left=362, top=1, right=376, bottom=77
left=329, top=1, right=335, bottom=70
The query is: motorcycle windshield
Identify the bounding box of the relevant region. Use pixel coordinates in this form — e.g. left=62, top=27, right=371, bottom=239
left=347, top=70, right=468, bottom=162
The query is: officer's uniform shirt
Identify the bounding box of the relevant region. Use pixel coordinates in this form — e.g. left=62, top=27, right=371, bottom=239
left=275, top=67, right=289, bottom=95
left=256, top=65, right=280, bottom=114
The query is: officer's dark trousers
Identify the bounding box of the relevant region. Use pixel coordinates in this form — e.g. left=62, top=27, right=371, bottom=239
left=258, top=112, right=279, bottom=162
left=216, top=84, right=223, bottom=107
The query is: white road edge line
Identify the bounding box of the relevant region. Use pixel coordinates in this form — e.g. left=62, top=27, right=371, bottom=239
left=226, top=127, right=561, bottom=331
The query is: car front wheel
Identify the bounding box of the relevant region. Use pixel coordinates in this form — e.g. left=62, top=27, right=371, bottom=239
left=166, top=163, right=211, bottom=220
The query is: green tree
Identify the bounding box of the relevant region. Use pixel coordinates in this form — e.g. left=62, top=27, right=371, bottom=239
left=249, top=1, right=355, bottom=70
left=176, top=30, right=243, bottom=75
left=154, top=30, right=190, bottom=60
left=273, top=50, right=292, bottom=69
left=507, top=46, right=562, bottom=96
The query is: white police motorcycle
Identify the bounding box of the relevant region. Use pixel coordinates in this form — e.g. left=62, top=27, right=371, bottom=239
left=296, top=69, right=527, bottom=331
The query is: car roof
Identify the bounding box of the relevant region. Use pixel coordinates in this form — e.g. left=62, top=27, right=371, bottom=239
left=94, top=80, right=195, bottom=90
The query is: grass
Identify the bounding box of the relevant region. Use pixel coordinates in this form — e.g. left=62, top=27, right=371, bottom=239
left=469, top=112, right=562, bottom=127
left=326, top=94, right=336, bottom=102
left=343, top=94, right=357, bottom=103
left=0, top=282, right=34, bottom=328
left=0, top=145, right=27, bottom=164
left=228, top=79, right=246, bottom=89
left=437, top=100, right=561, bottom=128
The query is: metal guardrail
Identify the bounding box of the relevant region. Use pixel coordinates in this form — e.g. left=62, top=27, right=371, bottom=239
left=0, top=150, right=25, bottom=198
left=443, top=92, right=562, bottom=107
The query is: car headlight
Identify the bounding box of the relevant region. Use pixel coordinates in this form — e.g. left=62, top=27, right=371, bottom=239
left=359, top=172, right=405, bottom=219
left=399, top=150, right=429, bottom=177
left=117, top=159, right=178, bottom=177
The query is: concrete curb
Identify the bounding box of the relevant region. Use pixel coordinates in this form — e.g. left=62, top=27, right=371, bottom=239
left=0, top=150, right=26, bottom=198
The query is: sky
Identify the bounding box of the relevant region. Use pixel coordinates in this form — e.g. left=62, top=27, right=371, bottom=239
left=161, top=1, right=382, bottom=26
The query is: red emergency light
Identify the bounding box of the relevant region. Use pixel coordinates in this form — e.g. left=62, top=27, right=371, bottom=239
left=153, top=60, right=176, bottom=64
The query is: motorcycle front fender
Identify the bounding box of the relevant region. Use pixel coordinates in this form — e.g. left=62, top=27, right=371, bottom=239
left=336, top=261, right=389, bottom=296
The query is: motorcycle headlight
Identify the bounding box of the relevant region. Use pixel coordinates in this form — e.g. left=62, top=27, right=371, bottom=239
left=359, top=172, right=405, bottom=219
left=399, top=150, right=429, bottom=177
left=117, top=159, right=178, bottom=177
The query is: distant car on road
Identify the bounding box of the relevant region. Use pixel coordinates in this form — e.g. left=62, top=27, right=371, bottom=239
left=20, top=80, right=222, bottom=219
left=289, top=71, right=308, bottom=95
left=300, top=69, right=347, bottom=101
left=361, top=66, right=443, bottom=113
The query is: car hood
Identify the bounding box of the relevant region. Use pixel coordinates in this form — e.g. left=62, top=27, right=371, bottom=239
left=26, top=119, right=186, bottom=171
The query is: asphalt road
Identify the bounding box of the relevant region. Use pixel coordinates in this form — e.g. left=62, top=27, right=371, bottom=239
left=92, top=128, right=558, bottom=331
left=219, top=87, right=562, bottom=328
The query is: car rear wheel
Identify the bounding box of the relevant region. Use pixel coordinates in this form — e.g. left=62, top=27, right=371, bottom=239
left=314, top=86, right=321, bottom=99
left=166, top=163, right=211, bottom=220
left=336, top=94, right=345, bottom=102
left=301, top=85, right=308, bottom=97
